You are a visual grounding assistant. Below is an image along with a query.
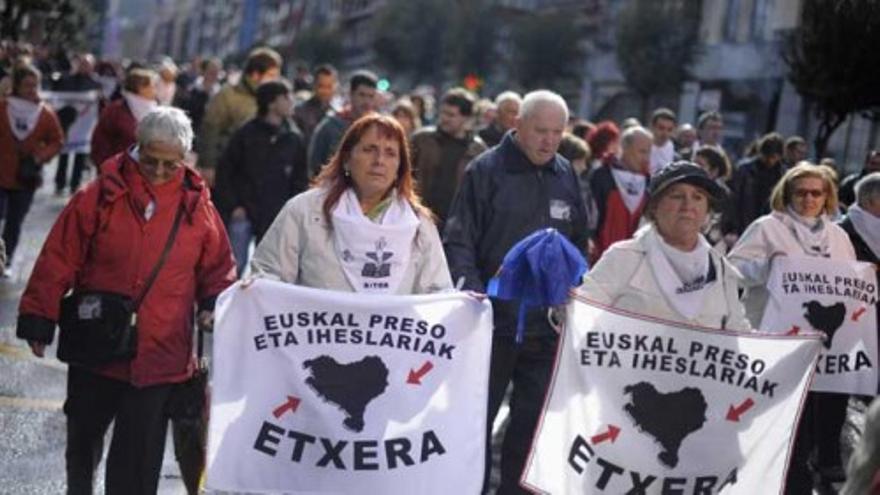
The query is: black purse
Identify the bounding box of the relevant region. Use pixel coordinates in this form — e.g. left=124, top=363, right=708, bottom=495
left=165, top=325, right=209, bottom=420
left=57, top=205, right=185, bottom=366
left=17, top=154, right=42, bottom=190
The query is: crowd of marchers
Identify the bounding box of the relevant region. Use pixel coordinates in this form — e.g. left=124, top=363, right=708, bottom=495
left=1, top=41, right=879, bottom=495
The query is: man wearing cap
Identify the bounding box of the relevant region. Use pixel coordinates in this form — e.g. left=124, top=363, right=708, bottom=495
left=444, top=90, right=589, bottom=494
left=580, top=161, right=750, bottom=331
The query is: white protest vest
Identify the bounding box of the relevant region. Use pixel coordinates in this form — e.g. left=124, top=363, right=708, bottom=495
left=207, top=279, right=493, bottom=494
left=331, top=189, right=419, bottom=294
left=760, top=255, right=878, bottom=394
left=6, top=96, right=43, bottom=141
left=611, top=167, right=647, bottom=213
left=522, top=296, right=821, bottom=495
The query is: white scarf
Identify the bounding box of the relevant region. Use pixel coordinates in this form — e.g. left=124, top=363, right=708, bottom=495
left=6, top=96, right=44, bottom=141
left=848, top=204, right=880, bottom=260
left=610, top=167, right=647, bottom=213
left=645, top=226, right=715, bottom=319
left=781, top=207, right=831, bottom=257
left=123, top=91, right=157, bottom=123
left=331, top=189, right=420, bottom=293
left=650, top=140, right=675, bottom=175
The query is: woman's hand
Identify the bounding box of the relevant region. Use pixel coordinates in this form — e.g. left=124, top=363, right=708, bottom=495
left=28, top=341, right=45, bottom=358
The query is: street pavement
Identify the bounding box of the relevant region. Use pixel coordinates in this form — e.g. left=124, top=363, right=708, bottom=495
left=0, top=162, right=187, bottom=494
left=0, top=161, right=870, bottom=494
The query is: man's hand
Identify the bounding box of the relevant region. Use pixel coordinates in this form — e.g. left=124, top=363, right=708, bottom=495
left=198, top=167, right=215, bottom=188
left=231, top=206, right=247, bottom=221
left=28, top=341, right=45, bottom=358
left=197, top=310, right=214, bottom=332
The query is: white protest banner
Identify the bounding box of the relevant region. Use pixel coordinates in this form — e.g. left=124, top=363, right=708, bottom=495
left=760, top=256, right=878, bottom=395
left=522, top=296, right=821, bottom=495
left=41, top=90, right=100, bottom=153
left=206, top=279, right=493, bottom=494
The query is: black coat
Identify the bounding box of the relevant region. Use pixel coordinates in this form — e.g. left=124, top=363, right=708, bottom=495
left=444, top=132, right=589, bottom=335
left=214, top=118, right=308, bottom=239
left=722, top=156, right=785, bottom=236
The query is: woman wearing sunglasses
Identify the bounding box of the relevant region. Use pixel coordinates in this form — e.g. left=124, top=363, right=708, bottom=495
left=728, top=162, right=856, bottom=494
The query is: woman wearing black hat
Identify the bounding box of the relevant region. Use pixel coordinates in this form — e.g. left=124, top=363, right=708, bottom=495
left=578, top=161, right=750, bottom=330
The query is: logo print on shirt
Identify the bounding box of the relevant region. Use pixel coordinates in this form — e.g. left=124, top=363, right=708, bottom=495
left=362, top=237, right=393, bottom=278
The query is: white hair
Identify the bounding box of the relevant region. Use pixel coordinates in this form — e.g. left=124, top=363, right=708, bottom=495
left=518, top=90, right=569, bottom=123
left=137, top=107, right=194, bottom=153
left=621, top=125, right=653, bottom=149
left=855, top=172, right=880, bottom=208
left=495, top=91, right=522, bottom=107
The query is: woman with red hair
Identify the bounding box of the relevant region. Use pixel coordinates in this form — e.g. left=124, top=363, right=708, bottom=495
left=251, top=114, right=452, bottom=294
left=586, top=120, right=621, bottom=169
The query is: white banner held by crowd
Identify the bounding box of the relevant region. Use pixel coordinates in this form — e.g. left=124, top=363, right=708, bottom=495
left=760, top=256, right=878, bottom=395
left=207, top=279, right=493, bottom=494
left=41, top=90, right=100, bottom=153
left=522, top=297, right=822, bottom=495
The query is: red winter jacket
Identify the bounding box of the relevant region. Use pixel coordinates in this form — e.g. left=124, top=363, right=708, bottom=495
left=17, top=152, right=236, bottom=386
left=90, top=99, right=137, bottom=168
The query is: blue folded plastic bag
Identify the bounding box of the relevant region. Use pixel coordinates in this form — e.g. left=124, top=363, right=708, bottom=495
left=487, top=228, right=588, bottom=342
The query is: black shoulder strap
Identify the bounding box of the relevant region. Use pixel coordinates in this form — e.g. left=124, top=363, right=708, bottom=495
left=132, top=203, right=185, bottom=309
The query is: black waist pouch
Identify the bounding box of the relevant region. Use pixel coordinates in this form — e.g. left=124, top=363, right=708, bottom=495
left=58, top=291, right=138, bottom=366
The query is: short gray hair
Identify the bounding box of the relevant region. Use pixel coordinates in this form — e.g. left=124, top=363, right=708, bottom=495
left=495, top=91, right=522, bottom=107
left=519, top=90, right=569, bottom=123
left=855, top=172, right=880, bottom=207
left=137, top=107, right=194, bottom=153
left=621, top=125, right=653, bottom=149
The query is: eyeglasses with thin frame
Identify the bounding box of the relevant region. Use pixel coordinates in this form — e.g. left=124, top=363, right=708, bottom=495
left=792, top=188, right=826, bottom=199
left=140, top=153, right=183, bottom=172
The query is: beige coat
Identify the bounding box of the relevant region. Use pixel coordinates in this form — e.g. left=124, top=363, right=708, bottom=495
left=251, top=188, right=453, bottom=294
left=577, top=225, right=751, bottom=331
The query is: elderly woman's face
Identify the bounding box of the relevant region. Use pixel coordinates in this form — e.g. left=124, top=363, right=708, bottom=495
left=348, top=125, right=400, bottom=201
left=789, top=177, right=827, bottom=218
left=653, top=183, right=710, bottom=245
left=139, top=140, right=184, bottom=185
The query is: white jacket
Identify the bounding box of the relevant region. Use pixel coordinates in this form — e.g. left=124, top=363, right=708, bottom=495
left=577, top=225, right=751, bottom=331
left=727, top=211, right=856, bottom=326
left=251, top=188, right=453, bottom=294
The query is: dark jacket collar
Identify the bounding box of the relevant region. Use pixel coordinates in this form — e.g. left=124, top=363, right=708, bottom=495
left=497, top=130, right=564, bottom=174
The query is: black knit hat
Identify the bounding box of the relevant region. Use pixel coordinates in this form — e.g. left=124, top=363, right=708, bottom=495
left=649, top=161, right=727, bottom=204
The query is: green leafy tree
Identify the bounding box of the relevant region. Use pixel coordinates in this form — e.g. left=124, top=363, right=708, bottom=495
left=372, top=0, right=453, bottom=85
left=1, top=0, right=94, bottom=48
left=292, top=26, right=344, bottom=67
left=784, top=0, right=880, bottom=157
left=510, top=12, right=582, bottom=89
left=616, top=0, right=701, bottom=119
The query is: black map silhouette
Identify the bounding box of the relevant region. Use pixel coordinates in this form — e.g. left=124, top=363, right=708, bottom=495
left=623, top=382, right=707, bottom=468
left=803, top=301, right=847, bottom=349
left=303, top=355, right=389, bottom=432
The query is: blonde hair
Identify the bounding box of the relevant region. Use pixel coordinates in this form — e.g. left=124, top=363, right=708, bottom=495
left=769, top=162, right=839, bottom=214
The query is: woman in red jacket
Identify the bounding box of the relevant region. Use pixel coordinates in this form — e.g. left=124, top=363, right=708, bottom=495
left=89, top=67, right=158, bottom=168
left=16, top=106, right=235, bottom=494
left=0, top=63, right=64, bottom=270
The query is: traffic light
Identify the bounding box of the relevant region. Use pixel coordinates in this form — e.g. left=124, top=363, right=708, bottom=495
left=377, top=78, right=391, bottom=92
left=463, top=74, right=482, bottom=92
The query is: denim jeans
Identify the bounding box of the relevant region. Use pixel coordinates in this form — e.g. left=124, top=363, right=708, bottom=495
left=227, top=217, right=253, bottom=277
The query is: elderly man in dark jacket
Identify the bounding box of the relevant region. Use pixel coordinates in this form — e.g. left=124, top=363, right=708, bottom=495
left=444, top=90, right=588, bottom=495
left=215, top=79, right=308, bottom=276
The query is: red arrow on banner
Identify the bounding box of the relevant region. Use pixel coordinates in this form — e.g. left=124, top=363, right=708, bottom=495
left=272, top=395, right=301, bottom=418
left=590, top=425, right=621, bottom=444
left=852, top=307, right=867, bottom=322
left=726, top=398, right=755, bottom=422
left=407, top=361, right=434, bottom=385
left=785, top=325, right=800, bottom=336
